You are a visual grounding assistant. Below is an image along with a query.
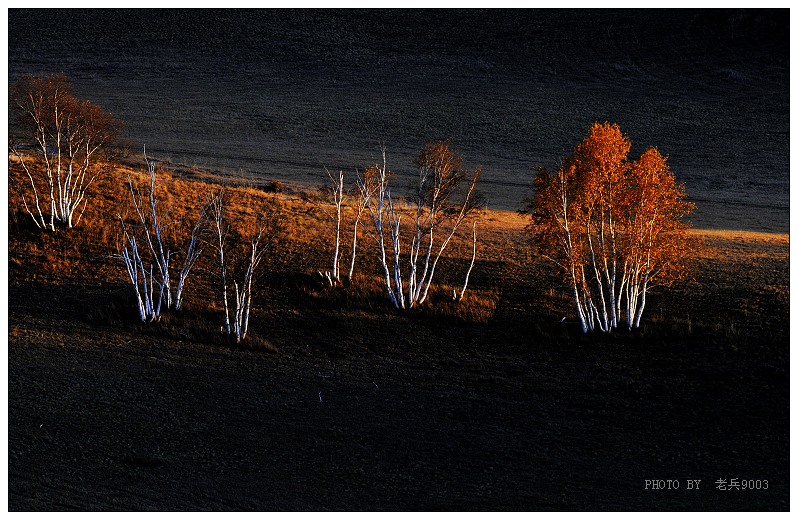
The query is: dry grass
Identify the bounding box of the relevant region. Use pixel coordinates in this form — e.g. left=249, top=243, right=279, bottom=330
left=8, top=152, right=790, bottom=350
left=8, top=153, right=504, bottom=347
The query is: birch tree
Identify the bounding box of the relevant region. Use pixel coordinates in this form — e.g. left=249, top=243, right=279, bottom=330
left=117, top=219, right=160, bottom=322
left=525, top=122, right=695, bottom=332
left=116, top=152, right=209, bottom=321
left=346, top=174, right=369, bottom=282
left=623, top=147, right=695, bottom=329
left=360, top=143, right=482, bottom=309
left=9, top=73, right=120, bottom=230
left=320, top=168, right=345, bottom=286
left=454, top=220, right=479, bottom=301
left=359, top=149, right=399, bottom=306
left=209, top=190, right=281, bottom=344
left=318, top=166, right=370, bottom=285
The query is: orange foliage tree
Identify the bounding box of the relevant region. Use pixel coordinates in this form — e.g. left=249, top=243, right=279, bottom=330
left=525, top=122, right=695, bottom=332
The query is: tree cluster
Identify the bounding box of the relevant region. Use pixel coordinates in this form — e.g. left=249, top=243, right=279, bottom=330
left=320, top=143, right=483, bottom=309
left=208, top=190, right=282, bottom=344
left=116, top=150, right=213, bottom=322
left=9, top=73, right=120, bottom=230
left=117, top=157, right=282, bottom=342
left=525, top=122, right=695, bottom=332
left=9, top=75, right=697, bottom=336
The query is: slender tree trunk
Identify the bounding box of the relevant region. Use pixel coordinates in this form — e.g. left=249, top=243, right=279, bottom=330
left=633, top=275, right=649, bottom=329
left=332, top=201, right=341, bottom=281
left=456, top=221, right=478, bottom=300
left=387, top=197, right=405, bottom=308
left=348, top=216, right=359, bottom=281
left=220, top=248, right=230, bottom=335
left=608, top=264, right=617, bottom=329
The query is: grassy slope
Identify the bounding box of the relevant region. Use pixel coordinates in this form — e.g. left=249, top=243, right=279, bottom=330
left=7, top=159, right=789, bottom=510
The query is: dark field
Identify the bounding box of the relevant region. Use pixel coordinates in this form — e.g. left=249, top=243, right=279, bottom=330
left=6, top=9, right=790, bottom=511
left=8, top=9, right=790, bottom=232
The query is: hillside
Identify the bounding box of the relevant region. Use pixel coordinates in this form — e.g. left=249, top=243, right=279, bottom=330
left=7, top=158, right=789, bottom=510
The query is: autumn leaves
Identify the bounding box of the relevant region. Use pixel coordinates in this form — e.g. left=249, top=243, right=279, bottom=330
left=525, top=123, right=695, bottom=332
left=9, top=74, right=695, bottom=333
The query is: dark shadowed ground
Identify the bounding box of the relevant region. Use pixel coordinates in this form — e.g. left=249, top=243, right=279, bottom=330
left=7, top=210, right=789, bottom=510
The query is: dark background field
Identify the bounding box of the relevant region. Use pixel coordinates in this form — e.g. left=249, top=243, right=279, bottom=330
left=8, top=9, right=790, bottom=232
left=7, top=8, right=790, bottom=511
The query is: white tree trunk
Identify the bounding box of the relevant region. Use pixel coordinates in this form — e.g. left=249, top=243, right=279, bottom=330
left=210, top=191, right=270, bottom=343
left=361, top=146, right=481, bottom=310
left=455, top=221, right=478, bottom=301
left=328, top=169, right=344, bottom=284
left=174, top=200, right=209, bottom=310
left=348, top=214, right=359, bottom=281
left=117, top=220, right=160, bottom=322
left=633, top=275, right=649, bottom=329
